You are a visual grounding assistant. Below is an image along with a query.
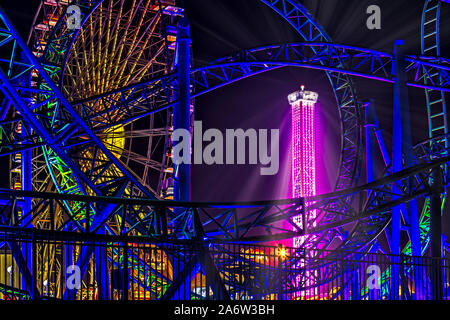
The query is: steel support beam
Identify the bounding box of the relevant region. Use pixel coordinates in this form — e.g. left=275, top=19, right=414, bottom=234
left=161, top=256, right=198, bottom=300
left=430, top=167, right=444, bottom=257
left=430, top=166, right=443, bottom=299
left=94, top=229, right=111, bottom=300
left=196, top=244, right=230, bottom=300
left=19, top=52, right=32, bottom=217
left=392, top=40, right=421, bottom=256
left=0, top=7, right=156, bottom=199
left=365, top=100, right=377, bottom=184
left=173, top=18, right=191, bottom=203
left=6, top=239, right=39, bottom=299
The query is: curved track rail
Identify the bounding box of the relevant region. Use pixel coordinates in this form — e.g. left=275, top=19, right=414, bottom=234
left=0, top=0, right=450, bottom=300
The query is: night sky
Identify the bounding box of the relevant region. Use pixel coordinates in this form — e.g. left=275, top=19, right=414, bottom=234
left=182, top=0, right=450, bottom=202
left=1, top=0, right=449, bottom=226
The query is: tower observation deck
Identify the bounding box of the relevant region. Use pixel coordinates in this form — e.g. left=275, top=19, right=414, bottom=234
left=288, top=86, right=319, bottom=248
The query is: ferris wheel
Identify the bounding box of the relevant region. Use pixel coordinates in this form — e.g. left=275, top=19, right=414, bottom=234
left=20, top=0, right=183, bottom=232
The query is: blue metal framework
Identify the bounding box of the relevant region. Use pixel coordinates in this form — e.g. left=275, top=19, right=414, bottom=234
left=259, top=0, right=362, bottom=198
left=1, top=225, right=449, bottom=300
left=1, top=43, right=449, bottom=159
left=37, top=0, right=179, bottom=204
left=0, top=2, right=447, bottom=229
left=26, top=0, right=361, bottom=251
left=0, top=0, right=450, bottom=300
left=0, top=153, right=449, bottom=299
left=1, top=151, right=448, bottom=246
left=421, top=0, right=448, bottom=144
left=58, top=43, right=450, bottom=136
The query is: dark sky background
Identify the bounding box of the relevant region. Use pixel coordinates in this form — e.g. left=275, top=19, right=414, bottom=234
left=1, top=0, right=449, bottom=212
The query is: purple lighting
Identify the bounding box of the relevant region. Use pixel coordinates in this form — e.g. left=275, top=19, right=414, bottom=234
left=288, top=86, right=319, bottom=248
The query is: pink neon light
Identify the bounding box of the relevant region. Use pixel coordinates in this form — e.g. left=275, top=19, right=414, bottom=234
left=291, top=101, right=316, bottom=198
left=291, top=99, right=317, bottom=248
left=290, top=94, right=318, bottom=298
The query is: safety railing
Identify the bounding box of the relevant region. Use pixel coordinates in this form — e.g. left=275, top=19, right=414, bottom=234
left=0, top=226, right=449, bottom=300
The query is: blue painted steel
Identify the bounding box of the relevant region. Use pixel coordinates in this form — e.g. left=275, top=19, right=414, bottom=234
left=0, top=7, right=162, bottom=242
left=63, top=184, right=128, bottom=300
left=0, top=0, right=449, bottom=300
left=0, top=6, right=155, bottom=199
left=162, top=256, right=198, bottom=300
left=174, top=18, right=191, bottom=203
left=95, top=243, right=111, bottom=300
left=259, top=1, right=361, bottom=197
left=89, top=181, right=128, bottom=233
left=431, top=167, right=443, bottom=258
left=52, top=1, right=104, bottom=89
left=430, top=167, right=443, bottom=298
left=69, top=43, right=450, bottom=130
left=0, top=2, right=446, bottom=250
left=421, top=0, right=448, bottom=142
left=392, top=40, right=421, bottom=257
left=63, top=245, right=94, bottom=300
left=6, top=239, right=39, bottom=299
left=365, top=100, right=377, bottom=184
left=421, top=0, right=442, bottom=57
left=392, top=41, right=406, bottom=257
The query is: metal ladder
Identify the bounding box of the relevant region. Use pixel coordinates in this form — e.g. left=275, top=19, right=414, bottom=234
left=421, top=0, right=448, bottom=144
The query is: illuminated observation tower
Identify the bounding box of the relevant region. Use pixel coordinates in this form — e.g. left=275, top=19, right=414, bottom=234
left=288, top=86, right=319, bottom=248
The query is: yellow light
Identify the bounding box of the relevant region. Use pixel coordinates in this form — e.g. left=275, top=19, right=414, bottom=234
left=104, top=124, right=125, bottom=158
left=279, top=248, right=286, bottom=259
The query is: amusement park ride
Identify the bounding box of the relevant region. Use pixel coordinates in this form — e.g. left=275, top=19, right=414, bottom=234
left=0, top=0, right=449, bottom=301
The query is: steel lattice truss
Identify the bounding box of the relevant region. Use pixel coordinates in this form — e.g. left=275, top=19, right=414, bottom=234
left=67, top=42, right=450, bottom=124
left=422, top=0, right=449, bottom=139
left=0, top=0, right=357, bottom=245
left=0, top=0, right=448, bottom=241
left=0, top=0, right=450, bottom=300
left=0, top=155, right=448, bottom=299
left=260, top=0, right=362, bottom=209
left=0, top=154, right=448, bottom=242
left=0, top=2, right=184, bottom=236
left=0, top=0, right=449, bottom=250
left=0, top=7, right=152, bottom=197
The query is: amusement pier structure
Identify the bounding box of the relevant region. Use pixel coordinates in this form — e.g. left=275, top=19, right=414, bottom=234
left=0, top=0, right=449, bottom=300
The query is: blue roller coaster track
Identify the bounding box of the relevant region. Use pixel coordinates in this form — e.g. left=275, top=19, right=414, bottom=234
left=0, top=0, right=449, bottom=300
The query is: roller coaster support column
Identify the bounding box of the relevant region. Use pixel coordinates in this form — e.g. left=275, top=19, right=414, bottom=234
left=174, top=18, right=191, bottom=202
left=392, top=40, right=421, bottom=257
left=430, top=167, right=443, bottom=258
left=169, top=19, right=217, bottom=300
left=364, top=100, right=391, bottom=175
left=430, top=166, right=443, bottom=299
left=364, top=99, right=395, bottom=252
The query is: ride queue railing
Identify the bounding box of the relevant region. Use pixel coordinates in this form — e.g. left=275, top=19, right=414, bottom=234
left=0, top=226, right=449, bottom=300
